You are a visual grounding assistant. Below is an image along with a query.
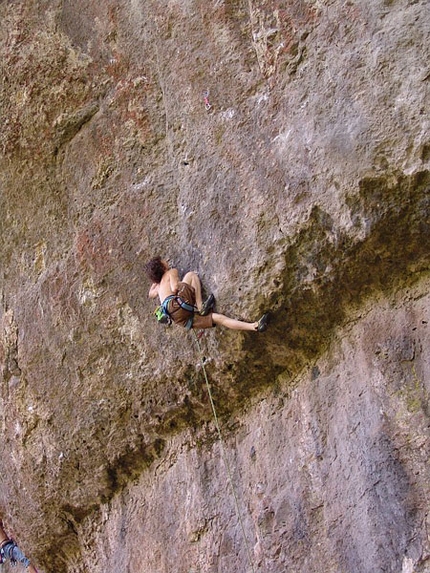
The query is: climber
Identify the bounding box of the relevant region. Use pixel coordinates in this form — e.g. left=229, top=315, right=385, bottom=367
left=145, top=256, right=269, bottom=332
left=0, top=519, right=40, bottom=573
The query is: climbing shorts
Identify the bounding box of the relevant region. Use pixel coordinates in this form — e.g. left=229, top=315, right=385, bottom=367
left=165, top=282, right=214, bottom=330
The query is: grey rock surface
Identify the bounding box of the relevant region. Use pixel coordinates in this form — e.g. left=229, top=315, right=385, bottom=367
left=0, top=0, right=429, bottom=571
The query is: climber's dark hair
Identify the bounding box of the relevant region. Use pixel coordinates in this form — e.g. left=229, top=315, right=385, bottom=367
left=144, top=256, right=167, bottom=283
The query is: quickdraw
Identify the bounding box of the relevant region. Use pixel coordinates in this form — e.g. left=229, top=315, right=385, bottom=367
left=203, top=89, right=212, bottom=111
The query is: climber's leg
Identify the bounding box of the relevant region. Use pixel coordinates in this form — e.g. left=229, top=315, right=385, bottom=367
left=182, top=272, right=203, bottom=310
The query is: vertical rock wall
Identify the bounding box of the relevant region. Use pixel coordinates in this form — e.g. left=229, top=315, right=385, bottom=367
left=79, top=282, right=430, bottom=573
left=0, top=0, right=429, bottom=571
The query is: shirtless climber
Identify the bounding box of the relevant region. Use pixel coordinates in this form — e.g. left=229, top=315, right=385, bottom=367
left=145, top=257, right=269, bottom=332
left=0, top=519, right=40, bottom=573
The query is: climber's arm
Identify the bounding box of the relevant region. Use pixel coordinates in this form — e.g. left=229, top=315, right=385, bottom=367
left=168, top=268, right=180, bottom=293
left=148, top=283, right=159, bottom=299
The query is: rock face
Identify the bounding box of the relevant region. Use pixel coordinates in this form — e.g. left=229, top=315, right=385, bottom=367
left=0, top=1, right=429, bottom=572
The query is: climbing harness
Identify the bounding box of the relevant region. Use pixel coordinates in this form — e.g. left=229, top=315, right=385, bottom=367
left=192, top=331, right=256, bottom=573
left=203, top=89, right=212, bottom=111
left=155, top=295, right=198, bottom=329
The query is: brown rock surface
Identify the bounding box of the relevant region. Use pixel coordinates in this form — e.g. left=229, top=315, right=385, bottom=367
left=0, top=1, right=429, bottom=572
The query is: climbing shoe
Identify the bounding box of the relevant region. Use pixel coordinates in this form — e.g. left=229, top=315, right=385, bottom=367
left=200, top=293, right=215, bottom=316
left=257, top=313, right=270, bottom=332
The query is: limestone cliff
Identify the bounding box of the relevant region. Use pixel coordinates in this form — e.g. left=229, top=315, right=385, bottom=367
left=0, top=1, right=429, bottom=572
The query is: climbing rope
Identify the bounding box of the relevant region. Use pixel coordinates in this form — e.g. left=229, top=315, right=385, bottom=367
left=192, top=331, right=256, bottom=573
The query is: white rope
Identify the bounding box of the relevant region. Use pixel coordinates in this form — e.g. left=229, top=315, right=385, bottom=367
left=192, top=331, right=256, bottom=573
